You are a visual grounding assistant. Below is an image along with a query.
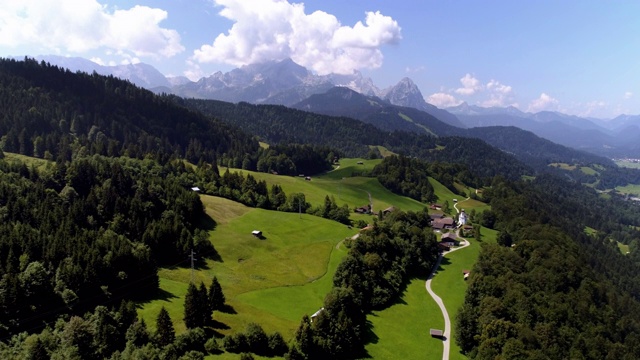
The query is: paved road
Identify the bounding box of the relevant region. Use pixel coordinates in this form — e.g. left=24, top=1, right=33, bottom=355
left=426, top=236, right=470, bottom=360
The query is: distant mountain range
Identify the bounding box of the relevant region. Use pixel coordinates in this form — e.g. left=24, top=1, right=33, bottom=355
left=22, top=55, right=640, bottom=158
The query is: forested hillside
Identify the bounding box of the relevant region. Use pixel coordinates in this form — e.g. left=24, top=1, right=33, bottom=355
left=456, top=174, right=640, bottom=359
left=179, top=98, right=532, bottom=181
left=0, top=57, right=258, bottom=165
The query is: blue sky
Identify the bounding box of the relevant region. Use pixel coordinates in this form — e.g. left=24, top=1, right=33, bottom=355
left=0, top=0, right=638, bottom=118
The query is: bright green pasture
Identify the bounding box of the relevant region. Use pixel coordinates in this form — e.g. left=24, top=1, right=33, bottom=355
left=430, top=177, right=490, bottom=213
left=617, top=241, right=630, bottom=255
left=137, top=195, right=356, bottom=339
left=616, top=160, right=640, bottom=169
left=220, top=163, right=428, bottom=216
left=580, top=166, right=598, bottom=175
left=365, top=278, right=443, bottom=360
left=2, top=152, right=53, bottom=173
left=433, top=227, right=497, bottom=359
left=615, top=183, right=640, bottom=196
left=235, top=234, right=349, bottom=323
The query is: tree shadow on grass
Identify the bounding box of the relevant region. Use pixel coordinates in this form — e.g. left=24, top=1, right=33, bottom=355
left=135, top=288, right=178, bottom=306
left=219, top=304, right=237, bottom=314
left=437, top=256, right=451, bottom=272
left=355, top=319, right=378, bottom=359
left=209, top=319, right=230, bottom=330
left=197, top=212, right=217, bottom=231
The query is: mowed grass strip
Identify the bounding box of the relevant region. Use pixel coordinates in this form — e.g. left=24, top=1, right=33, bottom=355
left=431, top=226, right=497, bottom=360
left=365, top=278, right=444, bottom=360
left=365, top=226, right=496, bottom=360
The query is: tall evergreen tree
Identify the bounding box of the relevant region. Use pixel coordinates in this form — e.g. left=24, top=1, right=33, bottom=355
left=155, top=307, right=175, bottom=347
left=184, top=282, right=207, bottom=329
left=208, top=276, right=225, bottom=313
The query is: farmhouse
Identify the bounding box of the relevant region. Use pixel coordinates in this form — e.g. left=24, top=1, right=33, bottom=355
left=438, top=243, right=451, bottom=252
left=440, top=232, right=459, bottom=247
left=430, top=213, right=445, bottom=221
left=354, top=204, right=371, bottom=214
left=382, top=206, right=396, bottom=215
left=462, top=224, right=474, bottom=237
left=432, top=217, right=455, bottom=230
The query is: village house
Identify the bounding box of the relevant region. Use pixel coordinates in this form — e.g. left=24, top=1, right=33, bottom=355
left=354, top=204, right=371, bottom=214
left=432, top=217, right=455, bottom=230
left=382, top=206, right=396, bottom=215
left=430, top=203, right=442, bottom=210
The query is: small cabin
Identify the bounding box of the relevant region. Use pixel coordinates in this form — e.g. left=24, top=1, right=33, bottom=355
left=190, top=186, right=201, bottom=192
left=357, top=161, right=364, bottom=164
left=430, top=329, right=444, bottom=338
left=251, top=230, right=262, bottom=237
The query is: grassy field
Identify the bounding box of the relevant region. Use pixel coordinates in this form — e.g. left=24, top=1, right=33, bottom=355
left=136, top=160, right=492, bottom=359
left=549, top=162, right=576, bottom=171
left=3, top=152, right=53, bottom=172
left=137, top=196, right=357, bottom=340
left=617, top=241, right=630, bottom=255
left=364, top=278, right=443, bottom=360
left=364, top=225, right=497, bottom=360
left=220, top=159, right=430, bottom=217
left=616, top=160, right=640, bottom=169
left=615, top=183, right=640, bottom=196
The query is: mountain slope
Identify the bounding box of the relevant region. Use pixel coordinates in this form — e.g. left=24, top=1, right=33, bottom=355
left=293, top=87, right=464, bottom=137
left=0, top=57, right=257, bottom=164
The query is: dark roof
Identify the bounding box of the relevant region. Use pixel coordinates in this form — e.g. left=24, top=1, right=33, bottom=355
left=441, top=232, right=457, bottom=240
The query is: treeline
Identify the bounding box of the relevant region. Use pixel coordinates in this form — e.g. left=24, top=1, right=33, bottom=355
left=456, top=174, right=640, bottom=359
left=0, top=57, right=258, bottom=165
left=178, top=98, right=532, bottom=181
left=372, top=154, right=483, bottom=202
left=0, top=155, right=212, bottom=338
left=287, top=208, right=439, bottom=358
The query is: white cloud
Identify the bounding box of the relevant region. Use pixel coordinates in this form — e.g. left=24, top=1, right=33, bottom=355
left=527, top=93, right=559, bottom=113
left=455, top=73, right=482, bottom=95
left=192, top=0, right=402, bottom=75
left=481, top=79, right=516, bottom=107
left=426, top=93, right=462, bottom=108
left=0, top=0, right=184, bottom=58
left=624, top=91, right=633, bottom=100
left=405, top=65, right=426, bottom=73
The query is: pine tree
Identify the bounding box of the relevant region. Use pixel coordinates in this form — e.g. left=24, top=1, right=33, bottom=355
left=155, top=307, right=175, bottom=347
left=208, top=276, right=225, bottom=313
left=198, top=281, right=210, bottom=325
left=184, top=282, right=207, bottom=329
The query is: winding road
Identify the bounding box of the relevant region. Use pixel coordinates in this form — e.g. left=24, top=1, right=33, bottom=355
left=426, top=232, right=470, bottom=360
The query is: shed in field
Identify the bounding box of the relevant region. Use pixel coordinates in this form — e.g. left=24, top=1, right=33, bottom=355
left=430, top=329, right=444, bottom=338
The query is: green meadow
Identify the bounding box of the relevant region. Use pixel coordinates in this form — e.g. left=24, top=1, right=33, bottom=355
left=136, top=159, right=492, bottom=359
left=365, top=224, right=497, bottom=360
left=616, top=160, right=640, bottom=169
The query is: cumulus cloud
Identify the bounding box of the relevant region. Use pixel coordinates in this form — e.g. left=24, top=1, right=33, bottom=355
left=426, top=93, right=462, bottom=108
left=624, top=91, right=633, bottom=100
left=0, top=0, right=184, bottom=58
left=455, top=74, right=482, bottom=95
left=527, top=93, right=559, bottom=113
left=482, top=79, right=516, bottom=107
left=192, top=0, right=402, bottom=75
